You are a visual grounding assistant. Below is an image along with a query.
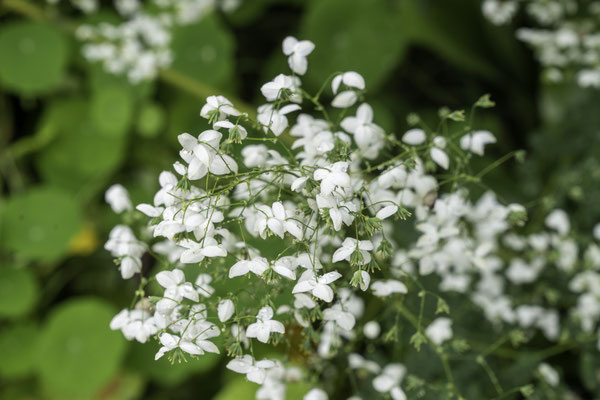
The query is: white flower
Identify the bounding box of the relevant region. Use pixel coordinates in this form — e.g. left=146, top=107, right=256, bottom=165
left=178, top=130, right=238, bottom=180
left=482, top=0, right=518, bottom=25
left=257, top=103, right=301, bottom=136
left=272, top=257, right=297, bottom=280
left=323, top=304, right=356, bottom=330
left=105, top=184, right=132, bottom=213
left=154, top=326, right=219, bottom=361
left=105, top=225, right=145, bottom=258
left=200, top=95, right=240, bottom=121
left=120, top=256, right=142, bottom=280
left=226, top=355, right=276, bottom=384
left=104, top=225, right=145, bottom=279
left=340, top=103, right=385, bottom=159
left=155, top=269, right=199, bottom=313
left=332, top=71, right=365, bottom=94
left=316, top=194, right=357, bottom=231
left=425, top=317, right=453, bottom=345
left=229, top=257, right=270, bottom=278
left=294, top=293, right=317, bottom=309
left=179, top=237, right=227, bottom=264
left=110, top=309, right=157, bottom=343
left=594, top=223, right=600, bottom=241
left=246, top=306, right=285, bottom=343
left=545, top=209, right=570, bottom=236
left=255, top=202, right=303, bottom=240
left=282, top=36, right=315, bottom=75
left=195, top=273, right=215, bottom=297
left=363, top=321, right=381, bottom=339
left=537, top=363, right=559, bottom=387
left=331, top=91, right=358, bottom=108
left=183, top=320, right=221, bottom=355
left=373, top=364, right=407, bottom=400
left=214, top=120, right=248, bottom=141
left=313, top=162, right=351, bottom=195
left=460, top=130, right=496, bottom=156
left=154, top=332, right=179, bottom=360
left=218, top=299, right=235, bottom=322
left=304, top=388, right=328, bottom=400
left=292, top=271, right=342, bottom=302
left=402, top=129, right=426, bottom=146
left=430, top=136, right=449, bottom=170
left=376, top=205, right=398, bottom=220
left=261, top=74, right=301, bottom=102
left=331, top=71, right=365, bottom=108
left=371, top=280, right=407, bottom=297
left=332, top=238, right=374, bottom=265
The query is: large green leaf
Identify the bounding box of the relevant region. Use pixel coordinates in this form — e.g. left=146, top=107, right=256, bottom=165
left=90, top=85, right=135, bottom=138
left=36, top=99, right=127, bottom=195
left=37, top=298, right=127, bottom=399
left=0, top=186, right=83, bottom=261
left=0, top=321, right=39, bottom=378
left=301, top=0, right=406, bottom=91
left=0, top=21, right=69, bottom=95
left=0, top=268, right=38, bottom=319
left=170, top=16, right=235, bottom=88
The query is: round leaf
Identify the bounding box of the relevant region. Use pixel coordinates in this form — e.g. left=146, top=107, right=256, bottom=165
left=0, top=186, right=83, bottom=261
left=0, top=322, right=39, bottom=378
left=90, top=85, right=134, bottom=137
left=170, top=16, right=234, bottom=88
left=0, top=21, right=69, bottom=94
left=136, top=102, right=166, bottom=138
left=37, top=298, right=127, bottom=398
left=301, top=0, right=406, bottom=91
left=0, top=268, right=38, bottom=319
left=36, top=99, right=126, bottom=194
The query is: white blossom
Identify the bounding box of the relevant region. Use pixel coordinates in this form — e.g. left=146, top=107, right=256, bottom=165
left=425, top=317, right=453, bottom=345
left=292, top=271, right=342, bottom=302
left=282, top=36, right=315, bottom=75
left=246, top=306, right=285, bottom=343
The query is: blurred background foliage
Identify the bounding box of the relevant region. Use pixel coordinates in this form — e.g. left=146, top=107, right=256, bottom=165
left=1, top=0, right=600, bottom=399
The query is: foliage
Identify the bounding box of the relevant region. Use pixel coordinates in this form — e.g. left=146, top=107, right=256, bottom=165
left=1, top=0, right=600, bottom=399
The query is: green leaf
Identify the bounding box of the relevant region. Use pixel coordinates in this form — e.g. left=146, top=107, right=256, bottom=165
left=0, top=321, right=39, bottom=378
left=301, top=0, right=406, bottom=91
left=136, top=102, right=166, bottom=138
left=0, top=186, right=83, bottom=261
left=475, top=94, right=496, bottom=108
left=125, top=340, right=221, bottom=386
left=90, top=85, right=135, bottom=137
left=0, top=268, right=38, bottom=319
left=213, top=378, right=257, bottom=400
left=170, top=16, right=235, bottom=88
left=37, top=298, right=127, bottom=399
left=36, top=99, right=126, bottom=195
left=0, top=21, right=69, bottom=95
left=435, top=297, right=450, bottom=315
left=410, top=331, right=427, bottom=351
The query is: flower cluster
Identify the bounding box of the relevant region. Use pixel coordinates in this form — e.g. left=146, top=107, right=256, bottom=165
left=63, top=0, right=240, bottom=82
left=105, top=37, right=600, bottom=399
left=482, top=0, right=600, bottom=88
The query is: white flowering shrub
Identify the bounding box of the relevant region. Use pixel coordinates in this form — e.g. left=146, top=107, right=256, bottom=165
left=103, top=36, right=600, bottom=399
left=47, top=0, right=241, bottom=82
left=482, top=0, right=600, bottom=88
